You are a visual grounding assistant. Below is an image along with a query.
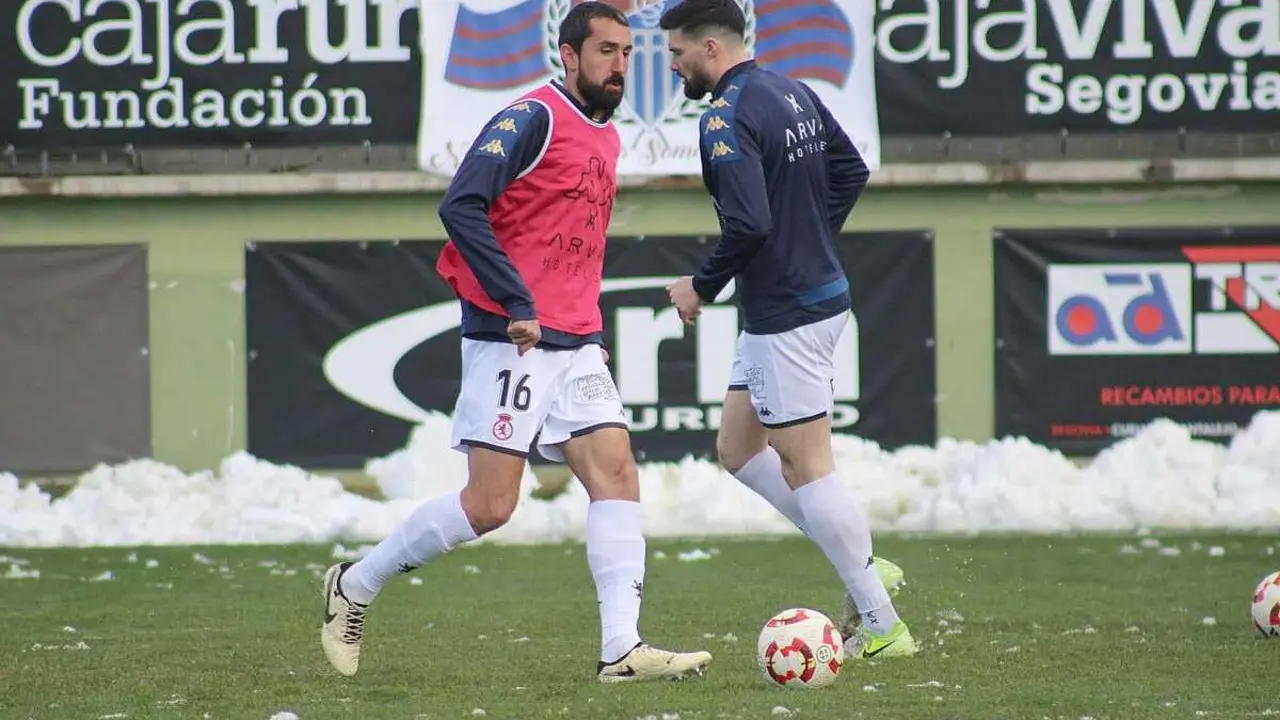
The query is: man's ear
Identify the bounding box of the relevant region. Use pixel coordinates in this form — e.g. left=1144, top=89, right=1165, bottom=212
left=558, top=44, right=578, bottom=74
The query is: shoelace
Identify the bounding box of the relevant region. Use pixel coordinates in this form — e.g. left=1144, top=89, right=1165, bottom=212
left=342, top=605, right=367, bottom=644
left=631, top=646, right=676, bottom=666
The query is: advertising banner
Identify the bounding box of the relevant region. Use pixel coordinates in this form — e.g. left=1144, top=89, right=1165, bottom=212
left=1, top=0, right=423, bottom=148
left=416, top=0, right=881, bottom=176
left=875, top=1, right=1280, bottom=136
left=993, top=226, right=1280, bottom=455
left=245, top=233, right=935, bottom=468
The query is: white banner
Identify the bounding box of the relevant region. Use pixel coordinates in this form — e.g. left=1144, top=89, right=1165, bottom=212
left=416, top=0, right=879, bottom=177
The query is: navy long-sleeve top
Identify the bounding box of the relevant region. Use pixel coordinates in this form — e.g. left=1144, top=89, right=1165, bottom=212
left=692, top=60, right=870, bottom=335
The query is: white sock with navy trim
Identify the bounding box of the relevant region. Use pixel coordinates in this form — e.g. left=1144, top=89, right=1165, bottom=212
left=586, top=499, right=646, bottom=663
left=341, top=491, right=478, bottom=605
left=794, top=472, right=899, bottom=635
left=733, top=447, right=810, bottom=535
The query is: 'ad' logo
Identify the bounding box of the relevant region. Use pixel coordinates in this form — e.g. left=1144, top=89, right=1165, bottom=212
left=1048, top=264, right=1192, bottom=355
left=1048, top=249, right=1280, bottom=356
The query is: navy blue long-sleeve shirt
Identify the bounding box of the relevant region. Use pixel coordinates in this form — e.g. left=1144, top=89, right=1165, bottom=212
left=692, top=60, right=870, bottom=335
left=437, top=82, right=606, bottom=349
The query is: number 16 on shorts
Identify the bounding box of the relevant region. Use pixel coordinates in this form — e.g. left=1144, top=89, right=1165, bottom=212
left=492, top=368, right=532, bottom=440
left=450, top=339, right=622, bottom=459
left=450, top=339, right=556, bottom=456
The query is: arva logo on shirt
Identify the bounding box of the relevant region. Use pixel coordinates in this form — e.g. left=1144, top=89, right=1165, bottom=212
left=605, top=278, right=863, bottom=434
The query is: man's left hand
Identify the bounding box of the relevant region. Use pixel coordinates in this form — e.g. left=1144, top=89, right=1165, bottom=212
left=667, top=276, right=703, bottom=326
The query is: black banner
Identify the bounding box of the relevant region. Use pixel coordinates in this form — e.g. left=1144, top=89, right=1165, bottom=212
left=994, top=226, right=1280, bottom=455
left=1, top=0, right=421, bottom=148
left=875, top=2, right=1280, bottom=136
left=246, top=233, right=937, bottom=468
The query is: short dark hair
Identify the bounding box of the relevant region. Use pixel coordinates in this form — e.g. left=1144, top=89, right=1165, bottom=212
left=658, top=0, right=746, bottom=38
left=559, top=1, right=630, bottom=54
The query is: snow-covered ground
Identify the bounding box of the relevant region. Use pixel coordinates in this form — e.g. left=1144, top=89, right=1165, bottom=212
left=2, top=412, right=1278, bottom=548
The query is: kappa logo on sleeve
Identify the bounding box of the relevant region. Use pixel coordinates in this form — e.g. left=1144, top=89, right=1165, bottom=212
left=704, top=115, right=731, bottom=133
left=477, top=138, right=506, bottom=157
left=702, top=108, right=740, bottom=165
left=468, top=101, right=542, bottom=161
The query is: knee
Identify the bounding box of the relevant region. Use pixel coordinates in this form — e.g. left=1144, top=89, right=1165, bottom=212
left=775, top=451, right=804, bottom=488
left=594, top=453, right=640, bottom=499
left=716, top=435, right=765, bottom=475
left=578, top=450, right=640, bottom=501
left=772, top=440, right=833, bottom=488
left=460, top=485, right=519, bottom=535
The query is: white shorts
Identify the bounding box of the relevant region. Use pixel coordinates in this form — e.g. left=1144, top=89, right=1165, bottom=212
left=728, top=312, right=847, bottom=428
left=449, top=339, right=628, bottom=462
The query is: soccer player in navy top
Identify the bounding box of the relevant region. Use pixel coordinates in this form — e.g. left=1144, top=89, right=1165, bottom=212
left=659, top=0, right=918, bottom=659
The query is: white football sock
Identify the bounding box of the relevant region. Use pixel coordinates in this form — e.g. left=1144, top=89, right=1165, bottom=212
left=733, top=447, right=810, bottom=535
left=586, top=500, right=646, bottom=663
left=795, top=473, right=899, bottom=635
left=341, top=491, right=478, bottom=605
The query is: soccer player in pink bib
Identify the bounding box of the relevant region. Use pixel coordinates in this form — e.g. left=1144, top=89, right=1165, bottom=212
left=319, top=1, right=712, bottom=683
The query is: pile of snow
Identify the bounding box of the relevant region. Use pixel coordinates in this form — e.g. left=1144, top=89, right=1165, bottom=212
left=2, top=412, right=1279, bottom=548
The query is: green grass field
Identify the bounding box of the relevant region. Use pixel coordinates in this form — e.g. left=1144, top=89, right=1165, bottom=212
left=3, top=532, right=1276, bottom=720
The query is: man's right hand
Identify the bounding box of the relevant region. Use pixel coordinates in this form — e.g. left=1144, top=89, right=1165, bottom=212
left=507, top=319, right=542, bottom=355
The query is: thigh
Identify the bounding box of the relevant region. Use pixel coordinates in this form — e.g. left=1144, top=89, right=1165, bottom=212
left=560, top=425, right=639, bottom=502
left=737, top=312, right=846, bottom=429
left=716, top=389, right=767, bottom=472
left=449, top=339, right=572, bottom=459
left=537, top=345, right=629, bottom=463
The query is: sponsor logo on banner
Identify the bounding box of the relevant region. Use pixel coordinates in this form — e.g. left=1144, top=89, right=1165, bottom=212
left=1048, top=264, right=1192, bottom=355
left=1182, top=244, right=1280, bottom=355
left=416, top=0, right=879, bottom=176
left=1048, top=247, right=1280, bottom=356
left=322, top=277, right=861, bottom=435
left=245, top=235, right=934, bottom=467
left=993, top=228, right=1280, bottom=456
left=605, top=282, right=862, bottom=434
left=3, top=0, right=421, bottom=146
left=875, top=0, right=1280, bottom=134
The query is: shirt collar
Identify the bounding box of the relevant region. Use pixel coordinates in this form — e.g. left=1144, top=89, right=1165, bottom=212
left=712, top=60, right=756, bottom=100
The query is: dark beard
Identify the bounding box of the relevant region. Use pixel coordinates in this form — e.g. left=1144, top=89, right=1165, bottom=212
left=578, top=74, right=625, bottom=115
left=682, top=69, right=713, bottom=100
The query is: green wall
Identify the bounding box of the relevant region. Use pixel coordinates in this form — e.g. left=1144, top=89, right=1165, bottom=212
left=2, top=183, right=1277, bottom=473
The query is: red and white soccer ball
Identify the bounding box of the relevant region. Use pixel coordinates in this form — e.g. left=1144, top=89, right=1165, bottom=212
left=1252, top=571, right=1280, bottom=637
left=757, top=608, right=844, bottom=688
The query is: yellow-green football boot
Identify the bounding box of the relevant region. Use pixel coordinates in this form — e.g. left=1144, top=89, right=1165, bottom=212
left=837, top=557, right=907, bottom=641
left=849, top=620, right=918, bottom=660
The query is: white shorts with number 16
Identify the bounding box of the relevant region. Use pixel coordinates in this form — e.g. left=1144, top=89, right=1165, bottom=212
left=449, top=339, right=628, bottom=462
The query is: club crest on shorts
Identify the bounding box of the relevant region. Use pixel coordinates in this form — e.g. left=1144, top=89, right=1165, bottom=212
left=492, top=413, right=515, bottom=441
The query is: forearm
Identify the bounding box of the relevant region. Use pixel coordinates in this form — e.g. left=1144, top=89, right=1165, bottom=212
left=438, top=200, right=535, bottom=319
left=826, top=144, right=869, bottom=234
left=692, top=231, right=768, bottom=301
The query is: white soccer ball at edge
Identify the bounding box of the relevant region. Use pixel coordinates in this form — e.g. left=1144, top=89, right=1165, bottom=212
left=1252, top=571, right=1280, bottom=638
left=757, top=607, right=844, bottom=688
